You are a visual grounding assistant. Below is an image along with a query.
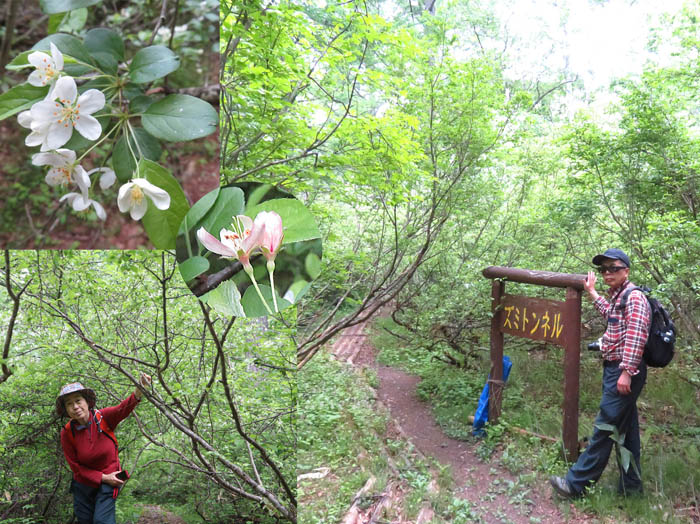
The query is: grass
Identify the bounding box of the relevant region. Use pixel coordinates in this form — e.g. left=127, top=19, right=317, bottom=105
left=370, top=316, right=700, bottom=523
left=299, top=349, right=486, bottom=523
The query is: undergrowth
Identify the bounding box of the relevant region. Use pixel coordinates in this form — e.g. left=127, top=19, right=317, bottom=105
left=299, top=349, right=482, bottom=523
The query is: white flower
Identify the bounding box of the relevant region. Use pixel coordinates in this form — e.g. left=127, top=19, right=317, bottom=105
left=88, top=167, right=116, bottom=190
left=31, top=150, right=115, bottom=192
left=27, top=76, right=105, bottom=151
left=60, top=192, right=107, bottom=221
left=27, top=42, right=64, bottom=97
left=32, top=149, right=80, bottom=187
left=117, top=178, right=170, bottom=220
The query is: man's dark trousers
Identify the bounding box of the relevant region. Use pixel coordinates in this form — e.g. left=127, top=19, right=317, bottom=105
left=566, top=361, right=647, bottom=495
left=71, top=480, right=116, bottom=524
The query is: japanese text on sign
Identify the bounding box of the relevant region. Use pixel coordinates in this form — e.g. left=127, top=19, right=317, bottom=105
left=499, top=295, right=565, bottom=345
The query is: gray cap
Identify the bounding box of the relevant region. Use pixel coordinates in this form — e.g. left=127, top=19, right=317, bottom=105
left=592, top=248, right=630, bottom=268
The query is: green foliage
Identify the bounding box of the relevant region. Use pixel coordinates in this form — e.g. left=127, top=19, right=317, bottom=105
left=0, top=251, right=296, bottom=522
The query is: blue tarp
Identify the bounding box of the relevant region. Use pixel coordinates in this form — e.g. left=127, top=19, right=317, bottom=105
left=472, top=355, right=512, bottom=436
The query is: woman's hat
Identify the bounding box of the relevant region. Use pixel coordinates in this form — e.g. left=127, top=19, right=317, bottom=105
left=55, top=382, right=96, bottom=416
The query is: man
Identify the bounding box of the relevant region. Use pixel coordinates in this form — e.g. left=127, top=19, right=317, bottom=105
left=550, top=248, right=650, bottom=497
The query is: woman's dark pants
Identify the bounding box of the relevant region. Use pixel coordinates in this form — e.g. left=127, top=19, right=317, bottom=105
left=71, top=480, right=116, bottom=524
left=566, top=361, right=647, bottom=495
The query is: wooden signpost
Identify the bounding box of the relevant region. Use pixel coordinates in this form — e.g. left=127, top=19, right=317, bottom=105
left=482, top=266, right=586, bottom=461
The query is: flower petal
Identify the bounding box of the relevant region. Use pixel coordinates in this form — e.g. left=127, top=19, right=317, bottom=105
left=27, top=51, right=51, bottom=69
left=30, top=99, right=59, bottom=121
left=92, top=200, right=107, bottom=221
left=197, top=227, right=237, bottom=257
left=52, top=76, right=77, bottom=104
left=50, top=42, right=63, bottom=71
left=117, top=182, right=135, bottom=212
left=32, top=149, right=74, bottom=167
left=27, top=70, right=46, bottom=87
left=76, top=90, right=105, bottom=115
left=134, top=178, right=170, bottom=210
left=70, top=194, right=92, bottom=212
left=74, top=114, right=102, bottom=141
left=17, top=110, right=33, bottom=128
left=46, top=120, right=73, bottom=150
left=74, top=166, right=91, bottom=197
left=45, top=167, right=67, bottom=186
left=130, top=197, right=148, bottom=221
left=26, top=129, right=47, bottom=148
left=242, top=220, right=265, bottom=254
left=87, top=167, right=116, bottom=190
left=59, top=192, right=78, bottom=204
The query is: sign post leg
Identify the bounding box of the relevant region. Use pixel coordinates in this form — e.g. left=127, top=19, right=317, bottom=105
left=562, top=286, right=582, bottom=462
left=489, top=280, right=505, bottom=423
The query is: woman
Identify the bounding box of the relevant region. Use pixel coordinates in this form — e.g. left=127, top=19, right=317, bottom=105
left=56, top=373, right=151, bottom=524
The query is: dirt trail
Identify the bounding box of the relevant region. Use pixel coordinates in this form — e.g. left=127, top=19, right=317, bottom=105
left=333, top=316, right=589, bottom=524
left=136, top=504, right=187, bottom=524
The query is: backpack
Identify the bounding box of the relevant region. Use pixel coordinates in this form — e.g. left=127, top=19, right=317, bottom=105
left=63, top=409, right=119, bottom=450
left=621, top=286, right=676, bottom=367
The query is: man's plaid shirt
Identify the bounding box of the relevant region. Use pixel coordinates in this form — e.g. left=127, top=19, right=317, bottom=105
left=592, top=279, right=650, bottom=375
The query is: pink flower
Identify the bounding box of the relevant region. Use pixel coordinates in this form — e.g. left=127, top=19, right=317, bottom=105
left=196, top=215, right=265, bottom=268
left=254, top=211, right=283, bottom=262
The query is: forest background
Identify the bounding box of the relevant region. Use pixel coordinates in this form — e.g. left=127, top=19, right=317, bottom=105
left=222, top=0, right=700, bottom=522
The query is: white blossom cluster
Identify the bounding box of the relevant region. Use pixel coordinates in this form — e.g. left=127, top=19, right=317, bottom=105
left=18, top=43, right=170, bottom=221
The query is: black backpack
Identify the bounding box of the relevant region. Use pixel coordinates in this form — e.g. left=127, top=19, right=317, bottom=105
left=621, top=286, right=676, bottom=367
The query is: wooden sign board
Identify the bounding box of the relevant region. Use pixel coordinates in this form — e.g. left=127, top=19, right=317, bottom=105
left=499, top=295, right=566, bottom=346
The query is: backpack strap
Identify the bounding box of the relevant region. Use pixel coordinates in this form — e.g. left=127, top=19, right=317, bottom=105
left=62, top=410, right=119, bottom=454
left=94, top=409, right=119, bottom=452
left=619, top=285, right=649, bottom=312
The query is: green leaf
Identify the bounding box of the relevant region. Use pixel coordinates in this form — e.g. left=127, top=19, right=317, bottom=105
left=178, top=256, right=210, bottom=283
left=84, top=28, right=124, bottom=74
left=33, top=34, right=94, bottom=66
left=619, top=447, right=632, bottom=473
left=241, top=284, right=292, bottom=317
left=129, top=46, right=180, bottom=84
left=287, top=279, right=311, bottom=303
left=178, top=187, right=221, bottom=236
left=139, top=159, right=190, bottom=249
left=48, top=8, right=88, bottom=34
left=142, top=94, right=217, bottom=142
left=305, top=252, right=322, bottom=279
left=84, top=28, right=125, bottom=61
left=207, top=280, right=246, bottom=318
left=245, top=198, right=321, bottom=244
left=244, top=184, right=274, bottom=212
left=112, top=128, right=163, bottom=182
left=6, top=51, right=33, bottom=70
left=40, top=0, right=101, bottom=14
left=195, top=187, right=246, bottom=251
left=0, top=84, right=49, bottom=121
left=594, top=423, right=616, bottom=433
left=129, top=95, right=155, bottom=114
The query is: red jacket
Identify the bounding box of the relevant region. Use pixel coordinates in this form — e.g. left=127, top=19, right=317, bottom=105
left=60, top=393, right=140, bottom=487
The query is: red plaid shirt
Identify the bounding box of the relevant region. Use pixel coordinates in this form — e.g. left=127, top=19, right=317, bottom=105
left=592, top=279, right=650, bottom=375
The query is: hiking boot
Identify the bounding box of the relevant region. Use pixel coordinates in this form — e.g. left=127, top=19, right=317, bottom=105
left=549, top=476, right=576, bottom=498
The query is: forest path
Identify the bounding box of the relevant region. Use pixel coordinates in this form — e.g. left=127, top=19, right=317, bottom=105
left=136, top=504, right=187, bottom=524
left=333, top=314, right=591, bottom=524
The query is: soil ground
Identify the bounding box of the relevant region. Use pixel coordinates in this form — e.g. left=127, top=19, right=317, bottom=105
left=332, top=315, right=592, bottom=524
left=136, top=504, right=187, bottom=524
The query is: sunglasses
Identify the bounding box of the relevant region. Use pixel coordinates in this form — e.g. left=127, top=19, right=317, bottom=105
left=598, top=266, right=627, bottom=274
